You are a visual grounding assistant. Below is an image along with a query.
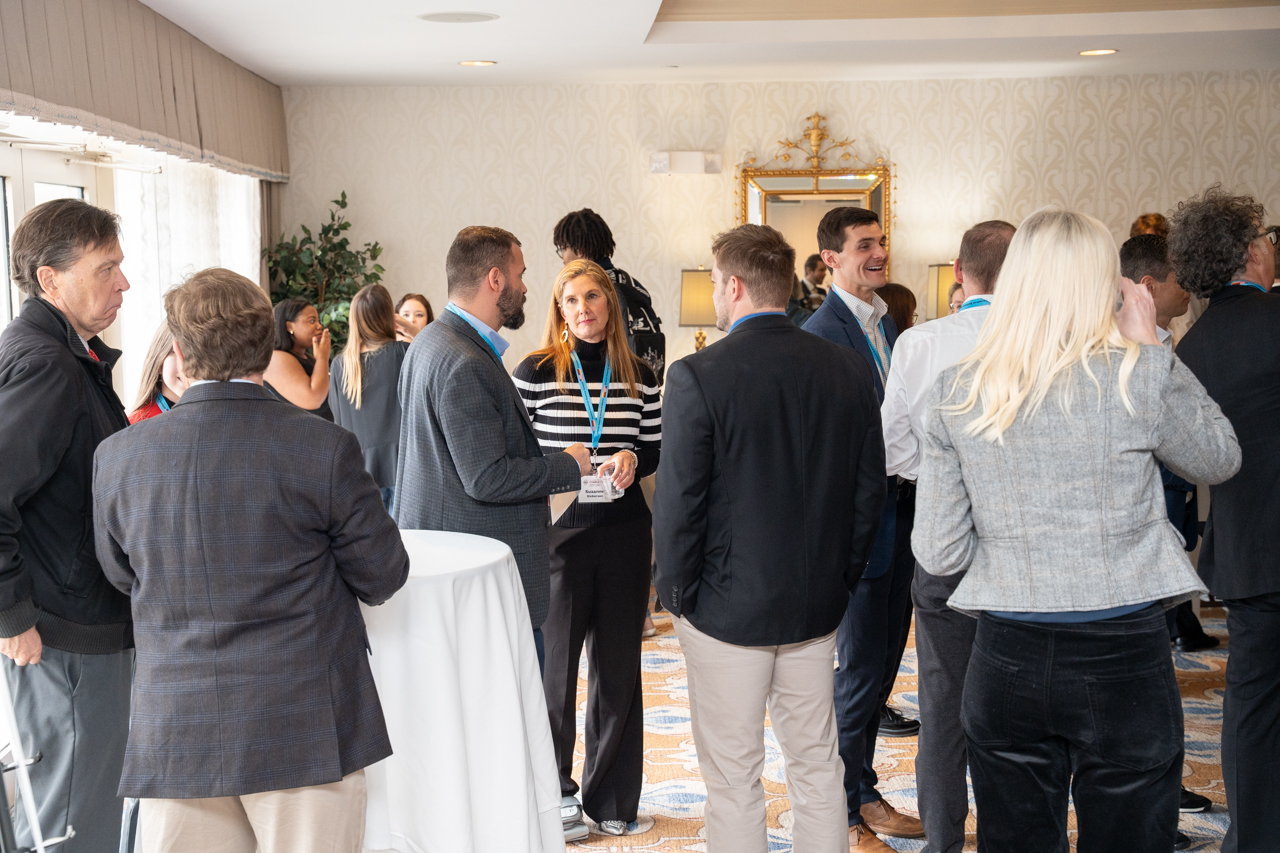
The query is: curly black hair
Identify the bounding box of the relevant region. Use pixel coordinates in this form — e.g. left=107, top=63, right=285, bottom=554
left=552, top=209, right=615, bottom=262
left=1168, top=186, right=1267, bottom=298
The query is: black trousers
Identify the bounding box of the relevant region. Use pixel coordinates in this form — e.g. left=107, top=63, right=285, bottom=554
left=542, top=517, right=651, bottom=823
left=1164, top=600, right=1210, bottom=641
left=1221, top=592, right=1280, bottom=853
left=963, top=606, right=1182, bottom=853
left=912, top=566, right=976, bottom=853
left=882, top=482, right=917, bottom=710
left=834, top=526, right=916, bottom=824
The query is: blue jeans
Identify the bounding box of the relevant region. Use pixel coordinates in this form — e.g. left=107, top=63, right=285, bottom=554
left=963, top=605, right=1181, bottom=853
left=379, top=487, right=394, bottom=513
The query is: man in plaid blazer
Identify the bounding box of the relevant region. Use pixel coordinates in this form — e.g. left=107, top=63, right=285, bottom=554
left=394, top=226, right=590, bottom=665
left=93, top=269, right=409, bottom=853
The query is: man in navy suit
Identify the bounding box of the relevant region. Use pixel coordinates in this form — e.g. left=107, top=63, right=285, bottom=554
left=804, top=207, right=923, bottom=850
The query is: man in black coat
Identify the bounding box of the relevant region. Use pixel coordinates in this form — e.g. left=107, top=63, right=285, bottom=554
left=94, top=269, right=409, bottom=853
left=0, top=199, right=132, bottom=852
left=1171, top=189, right=1280, bottom=853
left=654, top=224, right=886, bottom=853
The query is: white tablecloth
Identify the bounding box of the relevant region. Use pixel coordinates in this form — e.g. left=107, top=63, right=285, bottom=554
left=362, top=531, right=565, bottom=853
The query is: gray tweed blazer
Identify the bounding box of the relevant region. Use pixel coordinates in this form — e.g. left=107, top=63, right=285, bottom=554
left=93, top=381, right=409, bottom=798
left=914, top=346, right=1240, bottom=613
left=393, top=310, right=580, bottom=627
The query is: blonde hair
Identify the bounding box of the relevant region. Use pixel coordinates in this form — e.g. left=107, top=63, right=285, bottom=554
left=130, top=322, right=176, bottom=415
left=340, top=284, right=397, bottom=409
left=527, top=260, right=644, bottom=397
left=947, top=208, right=1141, bottom=441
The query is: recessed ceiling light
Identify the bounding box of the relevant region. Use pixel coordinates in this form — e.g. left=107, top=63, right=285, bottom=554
left=418, top=12, right=499, bottom=23
left=459, top=60, right=498, bottom=67
left=1079, top=48, right=1117, bottom=56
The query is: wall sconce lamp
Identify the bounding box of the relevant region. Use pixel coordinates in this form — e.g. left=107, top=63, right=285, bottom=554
left=680, top=267, right=716, bottom=351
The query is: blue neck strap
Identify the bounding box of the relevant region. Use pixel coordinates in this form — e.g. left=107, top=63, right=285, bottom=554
left=1229, top=280, right=1268, bottom=293
left=570, top=352, right=610, bottom=450
left=960, top=297, right=990, bottom=311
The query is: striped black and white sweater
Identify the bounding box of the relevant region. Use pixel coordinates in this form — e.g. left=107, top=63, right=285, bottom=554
left=513, top=338, right=661, bottom=528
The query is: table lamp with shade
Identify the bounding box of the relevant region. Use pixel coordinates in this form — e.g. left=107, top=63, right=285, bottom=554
left=926, top=262, right=958, bottom=320
left=680, top=267, right=717, bottom=351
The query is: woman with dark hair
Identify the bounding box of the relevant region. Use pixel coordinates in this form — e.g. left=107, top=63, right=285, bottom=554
left=395, top=293, right=434, bottom=341
left=329, top=285, right=415, bottom=509
left=513, top=259, right=661, bottom=841
left=879, top=282, right=917, bottom=333
left=264, top=298, right=333, bottom=421
left=128, top=323, right=190, bottom=423
left=553, top=208, right=665, bottom=381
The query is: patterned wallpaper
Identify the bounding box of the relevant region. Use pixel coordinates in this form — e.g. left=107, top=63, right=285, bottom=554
left=281, top=73, right=1280, bottom=366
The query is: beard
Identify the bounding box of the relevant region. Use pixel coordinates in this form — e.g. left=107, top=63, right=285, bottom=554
left=712, top=286, right=730, bottom=331
left=497, top=278, right=526, bottom=330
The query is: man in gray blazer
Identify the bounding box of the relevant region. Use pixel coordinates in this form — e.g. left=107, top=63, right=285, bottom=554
left=394, top=226, right=590, bottom=664
left=94, top=269, right=409, bottom=853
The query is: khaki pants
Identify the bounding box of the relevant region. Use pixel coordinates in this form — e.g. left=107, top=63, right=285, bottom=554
left=139, top=770, right=366, bottom=853
left=675, top=617, right=846, bottom=853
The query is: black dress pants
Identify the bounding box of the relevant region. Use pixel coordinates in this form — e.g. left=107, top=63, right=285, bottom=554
left=1221, top=592, right=1280, bottom=853
left=963, top=606, right=1183, bottom=853
left=912, top=566, right=976, bottom=853
left=881, top=482, right=917, bottom=710
left=542, top=517, right=652, bottom=823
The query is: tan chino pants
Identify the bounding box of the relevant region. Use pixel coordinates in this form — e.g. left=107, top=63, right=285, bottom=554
left=676, top=617, right=847, bottom=853
left=139, top=769, right=367, bottom=853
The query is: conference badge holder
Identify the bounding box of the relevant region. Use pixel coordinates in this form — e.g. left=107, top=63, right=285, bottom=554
left=573, top=351, right=619, bottom=504
left=579, top=469, right=624, bottom=503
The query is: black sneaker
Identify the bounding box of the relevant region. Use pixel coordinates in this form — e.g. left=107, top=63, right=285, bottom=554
left=1180, top=788, right=1212, bottom=813
left=1173, top=634, right=1220, bottom=653
left=1174, top=830, right=1191, bottom=850
left=878, top=705, right=920, bottom=737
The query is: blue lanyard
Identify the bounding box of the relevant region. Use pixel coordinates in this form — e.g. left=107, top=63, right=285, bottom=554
left=156, top=395, right=171, bottom=413
left=1229, top=280, right=1267, bottom=293
left=959, top=297, right=990, bottom=311
left=445, top=303, right=502, bottom=359
left=570, top=352, right=610, bottom=450
left=861, top=320, right=890, bottom=377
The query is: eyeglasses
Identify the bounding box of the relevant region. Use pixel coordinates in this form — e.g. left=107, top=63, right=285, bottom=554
left=555, top=247, right=565, bottom=260
left=1260, top=225, right=1280, bottom=247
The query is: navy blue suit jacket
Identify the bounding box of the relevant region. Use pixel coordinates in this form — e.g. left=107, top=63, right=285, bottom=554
left=803, top=292, right=899, bottom=579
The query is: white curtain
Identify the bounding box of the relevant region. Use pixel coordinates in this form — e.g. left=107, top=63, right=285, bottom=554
left=115, top=154, right=260, bottom=409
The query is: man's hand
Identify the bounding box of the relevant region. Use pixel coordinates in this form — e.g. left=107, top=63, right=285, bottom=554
left=0, top=627, right=42, bottom=666
left=1117, top=276, right=1160, bottom=346
left=565, top=443, right=592, bottom=476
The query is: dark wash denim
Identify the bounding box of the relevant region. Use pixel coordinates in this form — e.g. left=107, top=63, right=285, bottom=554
left=962, top=605, right=1182, bottom=853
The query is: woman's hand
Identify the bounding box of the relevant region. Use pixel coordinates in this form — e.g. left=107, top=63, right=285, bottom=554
left=1117, top=276, right=1160, bottom=346
left=596, top=450, right=637, bottom=490
left=395, top=315, right=420, bottom=342
left=313, top=327, right=332, bottom=361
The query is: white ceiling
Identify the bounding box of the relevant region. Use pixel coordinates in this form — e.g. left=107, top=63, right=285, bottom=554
left=138, top=0, right=1280, bottom=86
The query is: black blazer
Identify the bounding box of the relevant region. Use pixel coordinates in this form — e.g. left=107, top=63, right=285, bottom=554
left=94, top=381, right=409, bottom=798
left=1176, top=286, right=1280, bottom=599
left=653, top=314, right=887, bottom=646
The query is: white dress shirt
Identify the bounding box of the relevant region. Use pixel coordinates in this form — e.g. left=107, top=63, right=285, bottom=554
left=881, top=294, right=994, bottom=480
left=830, top=285, right=892, bottom=382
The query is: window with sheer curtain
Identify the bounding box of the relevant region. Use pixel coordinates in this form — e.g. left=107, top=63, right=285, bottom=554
left=114, top=156, right=260, bottom=408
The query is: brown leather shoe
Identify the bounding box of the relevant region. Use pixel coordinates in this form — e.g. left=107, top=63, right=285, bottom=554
left=859, top=799, right=925, bottom=839
left=848, top=823, right=895, bottom=851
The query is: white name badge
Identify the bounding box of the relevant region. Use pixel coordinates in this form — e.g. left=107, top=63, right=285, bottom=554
left=579, top=474, right=623, bottom=503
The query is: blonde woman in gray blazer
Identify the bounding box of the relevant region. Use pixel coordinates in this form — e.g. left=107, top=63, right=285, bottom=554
left=913, top=209, right=1240, bottom=853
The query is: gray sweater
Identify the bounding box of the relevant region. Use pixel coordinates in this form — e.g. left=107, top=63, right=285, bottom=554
left=913, top=346, right=1240, bottom=614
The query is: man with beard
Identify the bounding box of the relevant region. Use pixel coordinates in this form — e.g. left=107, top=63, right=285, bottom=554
left=394, top=226, right=591, bottom=671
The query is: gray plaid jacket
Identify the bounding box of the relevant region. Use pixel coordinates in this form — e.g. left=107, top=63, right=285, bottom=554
left=393, top=310, right=580, bottom=627
left=914, top=347, right=1240, bottom=614
left=93, top=381, right=409, bottom=798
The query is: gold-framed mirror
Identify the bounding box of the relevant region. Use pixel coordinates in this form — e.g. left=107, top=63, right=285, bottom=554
left=738, top=114, right=893, bottom=279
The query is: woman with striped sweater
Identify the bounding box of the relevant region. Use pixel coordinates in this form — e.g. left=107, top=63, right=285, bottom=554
left=514, top=259, right=661, bottom=839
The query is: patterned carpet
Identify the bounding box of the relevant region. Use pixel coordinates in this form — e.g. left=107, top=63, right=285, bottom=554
left=568, top=605, right=1232, bottom=852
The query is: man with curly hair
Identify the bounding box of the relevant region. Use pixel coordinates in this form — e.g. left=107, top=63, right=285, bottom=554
left=1170, top=186, right=1279, bottom=853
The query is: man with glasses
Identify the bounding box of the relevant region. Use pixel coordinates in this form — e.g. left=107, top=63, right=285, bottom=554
left=1170, top=190, right=1279, bottom=853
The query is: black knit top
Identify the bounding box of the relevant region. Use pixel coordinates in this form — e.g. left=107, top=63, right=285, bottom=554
left=513, top=338, right=661, bottom=528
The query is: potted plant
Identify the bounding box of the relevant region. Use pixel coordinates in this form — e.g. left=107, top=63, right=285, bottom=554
left=263, top=191, right=384, bottom=353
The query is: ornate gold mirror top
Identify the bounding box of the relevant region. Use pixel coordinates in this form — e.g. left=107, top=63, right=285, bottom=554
left=738, top=113, right=893, bottom=277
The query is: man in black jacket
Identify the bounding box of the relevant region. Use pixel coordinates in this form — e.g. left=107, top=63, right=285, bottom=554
left=1171, top=189, right=1279, bottom=853
left=0, top=199, right=133, bottom=851
left=654, top=224, right=886, bottom=853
